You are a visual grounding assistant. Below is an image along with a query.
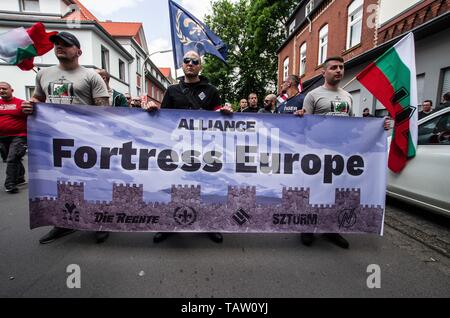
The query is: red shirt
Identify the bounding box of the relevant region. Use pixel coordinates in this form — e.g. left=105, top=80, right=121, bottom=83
left=0, top=97, right=27, bottom=137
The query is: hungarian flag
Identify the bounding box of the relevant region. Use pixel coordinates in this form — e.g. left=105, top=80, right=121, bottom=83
left=357, top=33, right=418, bottom=173
left=0, top=23, right=57, bottom=71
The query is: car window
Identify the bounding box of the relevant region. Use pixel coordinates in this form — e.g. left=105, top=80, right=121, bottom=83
left=418, top=112, right=450, bottom=145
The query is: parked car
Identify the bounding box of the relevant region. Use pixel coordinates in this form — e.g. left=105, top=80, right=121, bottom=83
left=387, top=107, right=450, bottom=217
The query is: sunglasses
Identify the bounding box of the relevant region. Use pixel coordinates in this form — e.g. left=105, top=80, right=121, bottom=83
left=264, top=100, right=271, bottom=103
left=183, top=57, right=200, bottom=65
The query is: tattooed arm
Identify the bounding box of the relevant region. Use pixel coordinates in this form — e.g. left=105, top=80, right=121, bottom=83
left=94, top=97, right=110, bottom=106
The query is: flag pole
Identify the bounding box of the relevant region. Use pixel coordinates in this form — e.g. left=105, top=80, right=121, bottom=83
left=342, top=76, right=358, bottom=90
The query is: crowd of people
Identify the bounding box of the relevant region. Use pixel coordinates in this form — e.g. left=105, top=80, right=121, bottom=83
left=1, top=31, right=449, bottom=249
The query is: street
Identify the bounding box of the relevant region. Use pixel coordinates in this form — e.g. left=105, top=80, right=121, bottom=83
left=0, top=157, right=449, bottom=298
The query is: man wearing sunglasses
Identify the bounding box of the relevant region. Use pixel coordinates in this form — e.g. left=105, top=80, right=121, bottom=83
left=147, top=50, right=232, bottom=244
left=22, top=31, right=110, bottom=245
left=259, top=94, right=277, bottom=113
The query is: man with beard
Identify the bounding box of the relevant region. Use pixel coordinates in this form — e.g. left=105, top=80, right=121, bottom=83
left=295, top=56, right=390, bottom=249
left=22, top=31, right=110, bottom=245
left=295, top=56, right=352, bottom=249
left=258, top=94, right=277, bottom=113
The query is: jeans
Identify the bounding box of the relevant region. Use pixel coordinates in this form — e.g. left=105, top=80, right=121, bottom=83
left=0, top=142, right=7, bottom=162
left=0, top=136, right=27, bottom=189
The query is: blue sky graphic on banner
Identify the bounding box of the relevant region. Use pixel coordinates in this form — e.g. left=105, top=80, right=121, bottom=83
left=28, top=103, right=387, bottom=207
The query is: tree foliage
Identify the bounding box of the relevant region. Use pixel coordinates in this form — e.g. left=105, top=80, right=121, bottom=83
left=202, top=0, right=298, bottom=105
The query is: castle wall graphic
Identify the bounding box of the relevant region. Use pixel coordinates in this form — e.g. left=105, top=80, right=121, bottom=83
left=29, top=181, right=384, bottom=234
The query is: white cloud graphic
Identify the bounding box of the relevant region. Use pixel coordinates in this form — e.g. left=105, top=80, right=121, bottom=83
left=79, top=0, right=144, bottom=17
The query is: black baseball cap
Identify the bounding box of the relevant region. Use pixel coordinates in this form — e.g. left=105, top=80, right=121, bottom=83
left=50, top=31, right=81, bottom=48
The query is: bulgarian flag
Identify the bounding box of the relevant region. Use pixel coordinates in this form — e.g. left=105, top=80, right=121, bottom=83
left=357, top=33, right=418, bottom=173
left=0, top=23, right=57, bottom=71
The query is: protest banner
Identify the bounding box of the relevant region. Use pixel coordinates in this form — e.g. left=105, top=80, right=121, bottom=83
left=28, top=103, right=387, bottom=234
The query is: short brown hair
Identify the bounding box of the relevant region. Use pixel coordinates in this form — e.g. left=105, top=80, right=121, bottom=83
left=323, top=56, right=344, bottom=68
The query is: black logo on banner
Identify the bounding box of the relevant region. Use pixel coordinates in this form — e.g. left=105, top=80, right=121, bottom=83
left=390, top=87, right=417, bottom=125
left=338, top=208, right=357, bottom=229
left=232, top=208, right=252, bottom=226
left=391, top=87, right=409, bottom=105
left=174, top=206, right=197, bottom=226
left=62, top=203, right=80, bottom=222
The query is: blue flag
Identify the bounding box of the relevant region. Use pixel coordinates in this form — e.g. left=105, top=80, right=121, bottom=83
left=168, top=0, right=228, bottom=68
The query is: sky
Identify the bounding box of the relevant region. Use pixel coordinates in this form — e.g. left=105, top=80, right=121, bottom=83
left=79, top=0, right=220, bottom=73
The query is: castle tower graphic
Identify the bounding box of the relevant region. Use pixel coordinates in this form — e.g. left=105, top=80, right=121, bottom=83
left=282, top=187, right=310, bottom=212
left=227, top=186, right=256, bottom=211
left=113, top=183, right=144, bottom=204
left=30, top=181, right=384, bottom=234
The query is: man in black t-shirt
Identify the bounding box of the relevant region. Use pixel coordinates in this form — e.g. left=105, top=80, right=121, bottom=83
left=242, top=93, right=260, bottom=113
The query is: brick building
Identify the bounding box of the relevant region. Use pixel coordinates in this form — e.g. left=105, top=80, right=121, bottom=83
left=277, top=0, right=450, bottom=116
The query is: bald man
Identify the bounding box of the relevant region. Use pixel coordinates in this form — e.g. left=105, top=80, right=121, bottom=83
left=146, top=51, right=232, bottom=244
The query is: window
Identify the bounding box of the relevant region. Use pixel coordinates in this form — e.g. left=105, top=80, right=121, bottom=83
left=151, top=84, right=155, bottom=98
left=318, top=24, right=328, bottom=65
left=136, top=87, right=141, bottom=97
left=417, top=74, right=425, bottom=107
left=305, top=0, right=314, bottom=17
left=289, top=20, right=295, bottom=35
left=101, top=46, right=110, bottom=72
left=136, top=56, right=141, bottom=74
left=418, top=112, right=450, bottom=145
left=21, top=0, right=40, bottom=12
left=283, top=57, right=289, bottom=81
left=346, top=0, right=363, bottom=49
left=299, top=43, right=307, bottom=76
left=25, top=86, right=35, bottom=100
left=119, top=59, right=125, bottom=81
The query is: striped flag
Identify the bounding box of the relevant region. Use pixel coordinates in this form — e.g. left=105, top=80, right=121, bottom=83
left=0, top=23, right=57, bottom=71
left=357, top=33, right=418, bottom=173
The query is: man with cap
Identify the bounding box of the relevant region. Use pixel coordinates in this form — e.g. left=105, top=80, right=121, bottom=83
left=22, top=31, right=110, bottom=244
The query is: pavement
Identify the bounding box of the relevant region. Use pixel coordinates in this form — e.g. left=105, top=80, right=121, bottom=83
left=1, top=157, right=449, bottom=298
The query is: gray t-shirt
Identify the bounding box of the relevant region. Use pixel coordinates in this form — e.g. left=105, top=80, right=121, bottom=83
left=34, top=65, right=108, bottom=106
left=303, top=86, right=353, bottom=116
